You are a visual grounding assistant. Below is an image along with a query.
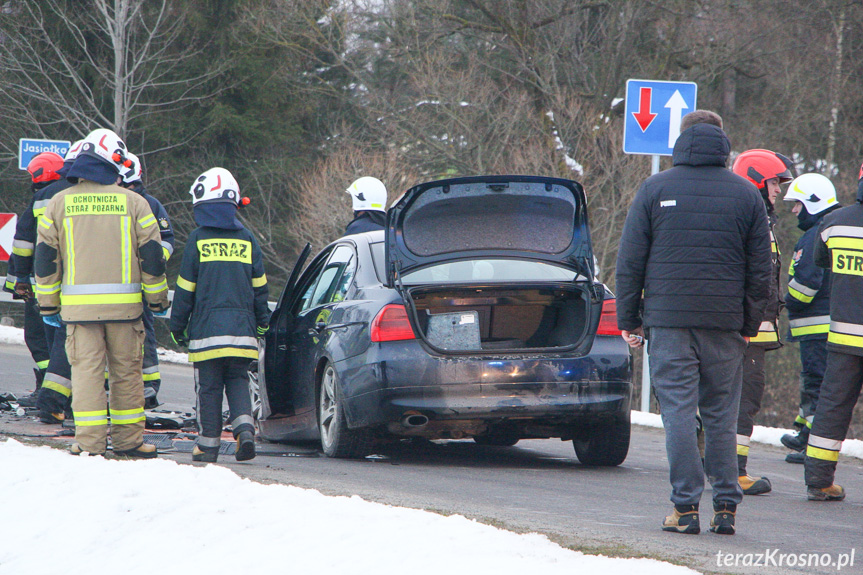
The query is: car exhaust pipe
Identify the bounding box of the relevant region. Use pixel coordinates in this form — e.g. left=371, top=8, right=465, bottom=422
left=401, top=412, right=429, bottom=428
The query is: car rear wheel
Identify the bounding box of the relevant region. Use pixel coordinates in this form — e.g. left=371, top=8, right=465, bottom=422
left=318, top=363, right=372, bottom=458
left=572, top=414, right=630, bottom=466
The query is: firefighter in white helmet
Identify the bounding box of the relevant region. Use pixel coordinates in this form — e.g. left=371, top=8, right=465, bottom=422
left=344, top=176, right=387, bottom=235
left=34, top=128, right=169, bottom=458
left=779, top=173, right=841, bottom=466
left=119, top=152, right=175, bottom=409
left=169, top=167, right=268, bottom=463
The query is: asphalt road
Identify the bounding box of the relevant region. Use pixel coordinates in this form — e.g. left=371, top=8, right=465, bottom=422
left=2, top=344, right=862, bottom=575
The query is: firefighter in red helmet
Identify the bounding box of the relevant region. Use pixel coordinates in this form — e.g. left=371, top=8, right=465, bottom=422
left=729, top=149, right=794, bottom=495
left=3, top=151, right=65, bottom=406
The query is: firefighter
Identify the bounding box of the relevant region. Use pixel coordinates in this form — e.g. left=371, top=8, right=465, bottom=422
left=34, top=128, right=169, bottom=457
left=730, top=149, right=794, bottom=494
left=5, top=152, right=65, bottom=406
left=780, top=173, right=841, bottom=464
left=344, top=176, right=387, bottom=235
left=30, top=141, right=84, bottom=424
left=169, top=167, right=269, bottom=463
left=119, top=152, right=175, bottom=409
left=803, top=167, right=863, bottom=501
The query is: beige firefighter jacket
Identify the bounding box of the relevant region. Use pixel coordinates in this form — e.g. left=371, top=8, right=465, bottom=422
left=35, top=180, right=169, bottom=323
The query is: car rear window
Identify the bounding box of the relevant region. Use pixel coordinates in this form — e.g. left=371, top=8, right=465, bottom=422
left=370, top=241, right=387, bottom=284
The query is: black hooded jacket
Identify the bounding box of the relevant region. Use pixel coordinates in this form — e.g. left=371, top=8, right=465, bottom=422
left=615, top=123, right=772, bottom=336
left=344, top=210, right=385, bottom=235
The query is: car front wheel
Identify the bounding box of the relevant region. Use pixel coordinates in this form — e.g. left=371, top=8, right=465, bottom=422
left=572, top=414, right=630, bottom=466
left=318, top=363, right=372, bottom=458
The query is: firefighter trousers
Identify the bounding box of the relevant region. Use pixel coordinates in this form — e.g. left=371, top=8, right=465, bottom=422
left=804, top=351, right=863, bottom=488
left=141, top=303, right=161, bottom=399
left=67, top=321, right=146, bottom=454
left=193, top=357, right=254, bottom=450
left=37, top=323, right=73, bottom=415
left=798, top=338, right=827, bottom=425
left=736, top=345, right=766, bottom=475
left=23, top=296, right=50, bottom=373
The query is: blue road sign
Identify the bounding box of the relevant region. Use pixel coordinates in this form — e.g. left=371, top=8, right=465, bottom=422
left=623, top=79, right=697, bottom=156
left=19, top=138, right=71, bottom=170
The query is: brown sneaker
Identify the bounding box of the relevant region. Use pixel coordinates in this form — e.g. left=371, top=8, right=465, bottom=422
left=807, top=484, right=845, bottom=501
left=112, top=443, right=158, bottom=459
left=739, top=474, right=772, bottom=495
left=661, top=504, right=700, bottom=534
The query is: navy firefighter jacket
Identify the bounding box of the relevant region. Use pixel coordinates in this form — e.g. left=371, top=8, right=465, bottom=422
left=170, top=226, right=269, bottom=362
left=785, top=215, right=833, bottom=341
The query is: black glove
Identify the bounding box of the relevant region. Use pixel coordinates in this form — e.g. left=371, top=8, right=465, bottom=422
left=171, top=330, right=188, bottom=348
left=13, top=281, right=33, bottom=300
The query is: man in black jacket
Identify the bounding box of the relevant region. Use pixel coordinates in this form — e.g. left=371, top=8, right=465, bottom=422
left=616, top=110, right=772, bottom=536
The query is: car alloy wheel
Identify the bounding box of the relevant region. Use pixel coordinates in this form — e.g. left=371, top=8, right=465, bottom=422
left=317, top=363, right=373, bottom=458
left=318, top=365, right=339, bottom=451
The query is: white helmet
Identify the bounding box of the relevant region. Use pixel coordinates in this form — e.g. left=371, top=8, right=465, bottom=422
left=64, top=139, right=85, bottom=162
left=189, top=167, right=240, bottom=205
left=345, top=176, right=387, bottom=212
left=120, top=152, right=143, bottom=184
left=783, top=173, right=839, bottom=215
left=77, top=128, right=130, bottom=173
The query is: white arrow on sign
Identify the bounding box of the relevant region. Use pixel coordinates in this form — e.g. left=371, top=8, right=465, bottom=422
left=665, top=90, right=689, bottom=148
left=0, top=214, right=17, bottom=260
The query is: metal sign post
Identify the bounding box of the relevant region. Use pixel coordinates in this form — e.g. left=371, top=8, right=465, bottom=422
left=622, top=79, right=697, bottom=412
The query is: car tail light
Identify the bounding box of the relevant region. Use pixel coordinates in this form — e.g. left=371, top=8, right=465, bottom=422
left=596, top=298, right=622, bottom=336
left=371, top=304, right=416, bottom=342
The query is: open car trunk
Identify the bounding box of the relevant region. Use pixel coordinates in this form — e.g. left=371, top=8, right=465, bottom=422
left=406, top=283, right=596, bottom=354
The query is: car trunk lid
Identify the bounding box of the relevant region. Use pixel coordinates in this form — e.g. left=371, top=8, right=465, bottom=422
left=386, top=175, right=594, bottom=282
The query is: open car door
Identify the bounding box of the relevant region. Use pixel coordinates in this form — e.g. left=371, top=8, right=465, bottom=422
left=259, top=243, right=311, bottom=419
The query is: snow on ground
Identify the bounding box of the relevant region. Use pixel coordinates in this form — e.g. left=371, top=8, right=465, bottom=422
left=0, top=439, right=699, bottom=575
left=632, top=410, right=863, bottom=460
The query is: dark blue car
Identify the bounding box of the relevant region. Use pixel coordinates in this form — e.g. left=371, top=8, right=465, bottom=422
left=254, top=176, right=632, bottom=464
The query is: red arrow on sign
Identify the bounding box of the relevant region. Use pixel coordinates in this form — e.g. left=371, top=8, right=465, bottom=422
left=632, top=87, right=657, bottom=132
left=0, top=213, right=16, bottom=262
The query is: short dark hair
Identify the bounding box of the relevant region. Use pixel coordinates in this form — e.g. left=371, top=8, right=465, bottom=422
left=681, top=109, right=723, bottom=131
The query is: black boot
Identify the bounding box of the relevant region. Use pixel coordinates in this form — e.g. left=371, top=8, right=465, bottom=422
left=781, top=426, right=809, bottom=452
left=785, top=451, right=805, bottom=464
left=16, top=369, right=46, bottom=408
left=192, top=444, right=219, bottom=463
left=709, top=502, right=736, bottom=535
left=234, top=430, right=256, bottom=462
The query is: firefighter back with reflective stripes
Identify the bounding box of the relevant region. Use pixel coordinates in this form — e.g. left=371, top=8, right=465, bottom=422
left=34, top=129, right=169, bottom=457
left=803, top=174, right=863, bottom=500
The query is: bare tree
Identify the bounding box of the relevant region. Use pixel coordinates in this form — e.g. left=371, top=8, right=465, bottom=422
left=0, top=0, right=226, bottom=146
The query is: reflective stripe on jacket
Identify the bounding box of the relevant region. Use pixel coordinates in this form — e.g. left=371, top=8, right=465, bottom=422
left=34, top=180, right=168, bottom=323
left=169, top=226, right=269, bottom=363
left=815, top=204, right=863, bottom=355
left=785, top=220, right=831, bottom=341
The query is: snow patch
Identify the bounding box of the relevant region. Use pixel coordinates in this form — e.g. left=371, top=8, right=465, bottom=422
left=632, top=410, right=863, bottom=460
left=0, top=439, right=701, bottom=575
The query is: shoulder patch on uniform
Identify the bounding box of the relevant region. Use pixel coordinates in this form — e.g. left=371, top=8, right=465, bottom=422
left=159, top=218, right=169, bottom=229
left=660, top=200, right=676, bottom=207
left=793, top=249, right=803, bottom=262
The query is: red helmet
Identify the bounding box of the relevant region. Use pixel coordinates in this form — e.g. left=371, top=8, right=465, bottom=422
left=27, top=151, right=64, bottom=184
left=732, top=149, right=794, bottom=189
